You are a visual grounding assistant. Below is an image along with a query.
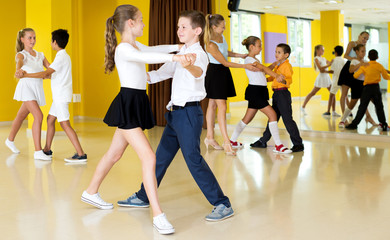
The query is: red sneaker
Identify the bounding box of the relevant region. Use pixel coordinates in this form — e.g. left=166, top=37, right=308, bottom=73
left=273, top=144, right=292, bottom=154
left=230, top=140, right=243, bottom=149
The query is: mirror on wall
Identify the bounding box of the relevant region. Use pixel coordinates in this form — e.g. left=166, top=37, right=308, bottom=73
left=228, top=0, right=389, bottom=136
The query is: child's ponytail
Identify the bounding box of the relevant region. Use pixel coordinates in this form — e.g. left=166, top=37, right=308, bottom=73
left=204, top=14, right=224, bottom=47
left=104, top=5, right=139, bottom=74
left=204, top=14, right=212, bottom=46
left=104, top=16, right=117, bottom=74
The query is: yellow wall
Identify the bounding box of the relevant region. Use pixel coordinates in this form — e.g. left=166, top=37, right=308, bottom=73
left=78, top=0, right=150, bottom=118
left=0, top=0, right=26, bottom=121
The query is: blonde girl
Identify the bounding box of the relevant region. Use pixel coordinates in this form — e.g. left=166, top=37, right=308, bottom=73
left=301, top=45, right=333, bottom=115
left=7, top=28, right=52, bottom=161
left=203, top=14, right=258, bottom=156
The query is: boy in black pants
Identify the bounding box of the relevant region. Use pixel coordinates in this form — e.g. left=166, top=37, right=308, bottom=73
left=346, top=49, right=390, bottom=130
left=251, top=43, right=304, bottom=152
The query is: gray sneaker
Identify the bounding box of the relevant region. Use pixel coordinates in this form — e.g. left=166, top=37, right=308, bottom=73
left=117, top=193, right=150, bottom=208
left=205, top=204, right=234, bottom=221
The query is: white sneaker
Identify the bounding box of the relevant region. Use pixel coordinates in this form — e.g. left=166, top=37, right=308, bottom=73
left=153, top=213, right=175, bottom=235
left=301, top=107, right=307, bottom=116
left=81, top=191, right=113, bottom=210
left=332, top=111, right=341, bottom=117
left=34, top=150, right=52, bottom=161
left=5, top=139, right=20, bottom=154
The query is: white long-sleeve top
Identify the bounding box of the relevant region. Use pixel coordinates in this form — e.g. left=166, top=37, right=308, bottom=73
left=244, top=57, right=267, bottom=86
left=148, top=41, right=209, bottom=110
left=115, top=42, right=179, bottom=90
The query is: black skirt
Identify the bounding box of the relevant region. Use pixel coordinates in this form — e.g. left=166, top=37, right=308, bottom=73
left=103, top=87, right=155, bottom=130
left=245, top=85, right=270, bottom=109
left=205, top=63, right=236, bottom=100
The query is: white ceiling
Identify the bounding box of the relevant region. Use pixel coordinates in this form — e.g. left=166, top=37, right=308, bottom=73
left=238, top=0, right=390, bottom=28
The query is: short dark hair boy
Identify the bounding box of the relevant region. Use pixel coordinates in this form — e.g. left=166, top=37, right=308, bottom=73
left=277, top=43, right=291, bottom=57
left=52, top=29, right=69, bottom=49
left=368, top=49, right=378, bottom=61
left=333, top=45, right=343, bottom=56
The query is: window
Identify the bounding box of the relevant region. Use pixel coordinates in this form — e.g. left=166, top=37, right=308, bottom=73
left=343, top=26, right=350, bottom=51
left=366, top=27, right=379, bottom=44
left=231, top=12, right=261, bottom=63
left=288, top=18, right=311, bottom=67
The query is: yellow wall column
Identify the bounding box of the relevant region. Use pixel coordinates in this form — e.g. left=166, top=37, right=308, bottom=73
left=26, top=0, right=74, bottom=132
left=320, top=10, right=344, bottom=100
left=0, top=0, right=26, bottom=121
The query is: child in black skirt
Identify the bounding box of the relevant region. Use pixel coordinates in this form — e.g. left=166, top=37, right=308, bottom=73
left=81, top=5, right=193, bottom=235
left=203, top=14, right=258, bottom=156
left=229, top=36, right=291, bottom=153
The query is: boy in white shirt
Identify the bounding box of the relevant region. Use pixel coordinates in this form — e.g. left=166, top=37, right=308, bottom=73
left=117, top=10, right=234, bottom=222
left=323, top=45, right=345, bottom=117
left=19, top=29, right=87, bottom=163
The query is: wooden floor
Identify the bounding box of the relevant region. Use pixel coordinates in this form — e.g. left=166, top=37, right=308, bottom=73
left=1, top=108, right=390, bottom=239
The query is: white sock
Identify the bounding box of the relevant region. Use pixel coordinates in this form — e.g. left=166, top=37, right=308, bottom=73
left=269, top=121, right=282, bottom=146
left=341, top=107, right=351, bottom=122
left=230, top=120, right=247, bottom=142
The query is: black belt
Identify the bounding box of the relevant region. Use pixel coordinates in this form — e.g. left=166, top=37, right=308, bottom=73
left=170, top=101, right=200, bottom=111
left=273, top=87, right=288, bottom=91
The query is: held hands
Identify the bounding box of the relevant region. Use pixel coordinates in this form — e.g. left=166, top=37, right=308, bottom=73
left=176, top=53, right=196, bottom=68
left=15, top=69, right=26, bottom=78
left=275, top=74, right=286, bottom=84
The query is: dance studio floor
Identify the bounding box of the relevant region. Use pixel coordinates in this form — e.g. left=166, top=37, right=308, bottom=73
left=1, top=112, right=390, bottom=239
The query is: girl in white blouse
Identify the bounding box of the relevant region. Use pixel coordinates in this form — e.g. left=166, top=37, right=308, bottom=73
left=81, top=5, right=192, bottom=235
left=6, top=28, right=52, bottom=161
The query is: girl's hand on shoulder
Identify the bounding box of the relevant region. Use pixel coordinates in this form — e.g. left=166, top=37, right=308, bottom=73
left=240, top=53, right=248, bottom=59
left=360, top=61, right=369, bottom=67
left=245, top=63, right=260, bottom=72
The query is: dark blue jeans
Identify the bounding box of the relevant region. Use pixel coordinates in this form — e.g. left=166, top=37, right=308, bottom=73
left=136, top=105, right=230, bottom=207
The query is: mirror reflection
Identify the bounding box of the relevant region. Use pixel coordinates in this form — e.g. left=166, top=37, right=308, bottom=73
left=226, top=0, right=390, bottom=136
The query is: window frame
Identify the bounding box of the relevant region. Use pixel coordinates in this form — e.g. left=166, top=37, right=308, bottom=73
left=230, top=11, right=262, bottom=63
left=287, top=18, right=312, bottom=68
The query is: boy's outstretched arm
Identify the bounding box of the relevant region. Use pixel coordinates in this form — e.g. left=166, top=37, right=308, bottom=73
left=19, top=68, right=55, bottom=79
